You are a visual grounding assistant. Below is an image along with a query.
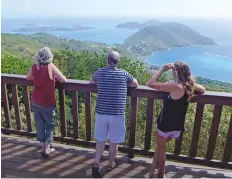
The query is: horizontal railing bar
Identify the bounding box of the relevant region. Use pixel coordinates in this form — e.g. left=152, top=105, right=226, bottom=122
left=2, top=73, right=232, bottom=105
left=2, top=128, right=232, bottom=170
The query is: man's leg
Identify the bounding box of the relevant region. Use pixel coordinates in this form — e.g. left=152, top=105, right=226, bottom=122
left=108, top=143, right=118, bottom=167
left=108, top=115, right=125, bottom=168
left=92, top=114, right=108, bottom=178
left=94, top=141, right=106, bottom=165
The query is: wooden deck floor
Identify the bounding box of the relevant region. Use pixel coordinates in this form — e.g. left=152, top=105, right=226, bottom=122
left=1, top=135, right=232, bottom=178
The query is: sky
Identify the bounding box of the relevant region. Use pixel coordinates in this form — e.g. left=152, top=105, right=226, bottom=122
left=2, top=0, right=232, bottom=19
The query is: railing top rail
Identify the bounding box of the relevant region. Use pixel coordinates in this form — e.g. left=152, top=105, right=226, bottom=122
left=1, top=73, right=232, bottom=105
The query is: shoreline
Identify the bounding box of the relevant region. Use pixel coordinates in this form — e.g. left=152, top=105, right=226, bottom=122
left=140, top=43, right=219, bottom=60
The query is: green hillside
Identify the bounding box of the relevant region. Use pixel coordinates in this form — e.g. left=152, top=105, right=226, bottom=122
left=123, top=22, right=216, bottom=56
left=1, top=33, right=137, bottom=59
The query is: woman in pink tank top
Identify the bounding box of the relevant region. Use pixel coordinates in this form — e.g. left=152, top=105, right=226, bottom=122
left=26, top=47, right=66, bottom=158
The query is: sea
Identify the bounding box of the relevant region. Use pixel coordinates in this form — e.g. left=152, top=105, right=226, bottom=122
left=2, top=17, right=232, bottom=82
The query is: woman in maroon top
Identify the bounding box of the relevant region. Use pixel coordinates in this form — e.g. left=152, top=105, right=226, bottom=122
left=26, top=47, right=66, bottom=157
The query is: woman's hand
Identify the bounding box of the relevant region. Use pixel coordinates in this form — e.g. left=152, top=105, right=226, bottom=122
left=161, top=63, right=174, bottom=72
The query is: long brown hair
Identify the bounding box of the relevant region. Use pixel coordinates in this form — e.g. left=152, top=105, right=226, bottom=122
left=173, top=61, right=195, bottom=100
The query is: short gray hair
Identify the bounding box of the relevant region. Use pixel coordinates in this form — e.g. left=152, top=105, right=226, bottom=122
left=34, top=47, right=53, bottom=65
left=107, top=50, right=120, bottom=66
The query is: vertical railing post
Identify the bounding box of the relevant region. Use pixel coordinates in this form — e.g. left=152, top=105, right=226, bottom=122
left=206, top=105, right=222, bottom=160
left=23, top=86, right=32, bottom=132
left=174, top=133, right=183, bottom=155
left=190, top=103, right=205, bottom=157
left=71, top=91, right=79, bottom=139
left=59, top=89, right=67, bottom=137
left=144, top=98, right=154, bottom=150
left=128, top=97, right=138, bottom=158
left=174, top=104, right=191, bottom=155
left=222, top=111, right=232, bottom=162
left=11, top=84, right=21, bottom=130
left=1, top=83, right=11, bottom=128
left=84, top=92, right=91, bottom=141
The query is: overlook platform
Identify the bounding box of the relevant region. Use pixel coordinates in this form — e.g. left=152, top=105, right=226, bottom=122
left=1, top=74, right=232, bottom=178
left=2, top=135, right=232, bottom=178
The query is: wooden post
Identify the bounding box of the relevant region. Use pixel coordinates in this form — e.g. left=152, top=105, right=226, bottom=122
left=71, top=91, right=79, bottom=139
left=128, top=97, right=138, bottom=158
left=144, top=98, right=154, bottom=150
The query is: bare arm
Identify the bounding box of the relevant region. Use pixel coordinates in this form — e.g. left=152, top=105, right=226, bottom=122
left=128, top=79, right=138, bottom=88
left=90, top=71, right=97, bottom=84
left=90, top=76, right=96, bottom=84
left=26, top=67, right=33, bottom=80
left=146, top=70, right=162, bottom=87
left=194, top=83, right=205, bottom=93
left=51, top=64, right=67, bottom=82
left=146, top=64, right=178, bottom=92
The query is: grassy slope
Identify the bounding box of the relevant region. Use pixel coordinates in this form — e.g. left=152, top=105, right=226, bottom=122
left=1, top=33, right=137, bottom=59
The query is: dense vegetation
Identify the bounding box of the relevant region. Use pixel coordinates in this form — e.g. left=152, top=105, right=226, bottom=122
left=1, top=33, right=231, bottom=162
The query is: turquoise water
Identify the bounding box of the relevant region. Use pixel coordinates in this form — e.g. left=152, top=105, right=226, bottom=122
left=145, top=45, right=232, bottom=82
left=2, top=17, right=232, bottom=82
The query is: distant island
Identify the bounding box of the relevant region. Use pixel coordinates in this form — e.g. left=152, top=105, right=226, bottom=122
left=119, top=21, right=216, bottom=56
left=116, top=19, right=162, bottom=29
left=25, top=23, right=37, bottom=26
left=13, top=25, right=95, bottom=32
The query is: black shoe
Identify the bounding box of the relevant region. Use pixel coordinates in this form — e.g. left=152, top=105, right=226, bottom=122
left=92, top=163, right=101, bottom=178
left=41, top=152, right=49, bottom=158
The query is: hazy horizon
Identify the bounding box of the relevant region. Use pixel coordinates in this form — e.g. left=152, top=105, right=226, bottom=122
left=2, top=0, right=232, bottom=19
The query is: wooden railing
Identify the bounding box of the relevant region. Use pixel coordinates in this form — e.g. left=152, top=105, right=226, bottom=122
left=1, top=73, right=232, bottom=169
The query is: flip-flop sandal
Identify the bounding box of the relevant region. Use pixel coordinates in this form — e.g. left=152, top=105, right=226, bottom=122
left=106, top=160, right=118, bottom=172
left=149, top=174, right=165, bottom=178
left=149, top=161, right=159, bottom=178
left=92, top=163, right=101, bottom=178
left=41, top=145, right=56, bottom=158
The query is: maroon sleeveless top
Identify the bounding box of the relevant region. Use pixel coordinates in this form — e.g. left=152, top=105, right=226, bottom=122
left=31, top=64, right=56, bottom=106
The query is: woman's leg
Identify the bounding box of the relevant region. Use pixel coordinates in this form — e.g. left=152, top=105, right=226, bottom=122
left=149, top=142, right=159, bottom=177
left=156, top=131, right=167, bottom=178
left=42, top=106, right=56, bottom=154
left=32, top=104, right=45, bottom=151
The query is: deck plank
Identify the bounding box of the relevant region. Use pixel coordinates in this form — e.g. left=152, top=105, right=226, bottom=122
left=1, top=135, right=232, bottom=178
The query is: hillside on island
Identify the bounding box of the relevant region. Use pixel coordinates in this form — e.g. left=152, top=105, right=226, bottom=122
left=117, top=21, right=216, bottom=56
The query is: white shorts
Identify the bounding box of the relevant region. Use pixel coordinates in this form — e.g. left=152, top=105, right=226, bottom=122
left=156, top=127, right=181, bottom=139
left=94, top=113, right=125, bottom=143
